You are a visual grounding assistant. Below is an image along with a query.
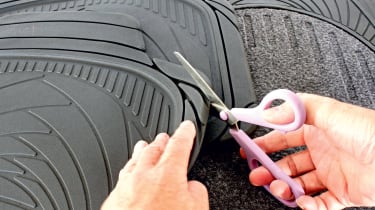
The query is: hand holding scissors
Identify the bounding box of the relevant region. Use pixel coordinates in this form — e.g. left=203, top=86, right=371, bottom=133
left=175, top=52, right=306, bottom=207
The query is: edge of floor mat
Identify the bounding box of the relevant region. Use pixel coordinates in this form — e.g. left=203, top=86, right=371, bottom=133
left=230, top=0, right=375, bottom=51
left=230, top=0, right=375, bottom=52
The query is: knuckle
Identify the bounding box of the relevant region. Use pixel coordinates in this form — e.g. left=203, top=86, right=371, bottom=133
left=118, top=168, right=130, bottom=179
left=146, top=144, right=163, bottom=154
left=285, top=156, right=298, bottom=177
left=295, top=176, right=307, bottom=193
left=170, top=135, right=189, bottom=143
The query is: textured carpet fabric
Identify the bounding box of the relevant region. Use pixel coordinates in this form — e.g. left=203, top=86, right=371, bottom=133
left=238, top=8, right=375, bottom=108
left=189, top=8, right=375, bottom=210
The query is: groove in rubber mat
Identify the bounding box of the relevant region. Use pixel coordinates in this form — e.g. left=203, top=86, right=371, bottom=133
left=0, top=2, right=259, bottom=209
left=0, top=12, right=152, bottom=66
left=0, top=0, right=258, bottom=141
left=0, top=54, right=209, bottom=210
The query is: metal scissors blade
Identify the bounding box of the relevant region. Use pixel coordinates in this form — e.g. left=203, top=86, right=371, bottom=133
left=175, top=52, right=306, bottom=207
left=174, top=52, right=238, bottom=126
left=174, top=52, right=225, bottom=108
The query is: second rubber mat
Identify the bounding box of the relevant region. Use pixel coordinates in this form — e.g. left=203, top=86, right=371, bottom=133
left=230, top=0, right=375, bottom=52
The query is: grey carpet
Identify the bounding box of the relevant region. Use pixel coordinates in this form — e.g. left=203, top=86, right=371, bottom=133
left=189, top=8, right=375, bottom=210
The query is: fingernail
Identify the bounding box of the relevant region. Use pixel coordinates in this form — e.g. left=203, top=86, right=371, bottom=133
left=296, top=198, right=305, bottom=210
left=155, top=132, right=169, bottom=140
left=134, top=140, right=148, bottom=150
left=263, top=106, right=280, bottom=118
left=132, top=140, right=148, bottom=158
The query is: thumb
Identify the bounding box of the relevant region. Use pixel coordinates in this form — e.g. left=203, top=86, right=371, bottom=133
left=188, top=180, right=209, bottom=210
left=262, top=102, right=295, bottom=124
left=296, top=193, right=346, bottom=210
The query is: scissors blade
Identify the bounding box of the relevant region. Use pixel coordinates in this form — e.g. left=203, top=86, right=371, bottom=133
left=174, top=52, right=227, bottom=109
left=174, top=52, right=239, bottom=127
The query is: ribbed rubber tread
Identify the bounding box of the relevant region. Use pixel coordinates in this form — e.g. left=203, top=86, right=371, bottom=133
left=0, top=54, right=209, bottom=210
left=0, top=0, right=258, bottom=141
left=0, top=10, right=212, bottom=210
left=0, top=12, right=152, bottom=66
left=0, top=12, right=144, bottom=49
left=230, top=0, right=375, bottom=52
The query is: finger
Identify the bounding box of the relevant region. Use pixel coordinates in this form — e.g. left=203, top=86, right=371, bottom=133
left=268, top=170, right=326, bottom=200
left=263, top=92, right=374, bottom=133
left=294, top=171, right=326, bottom=196
left=249, top=166, right=274, bottom=186
left=262, top=102, right=294, bottom=124
left=298, top=93, right=375, bottom=130
left=239, top=147, right=247, bottom=159
left=253, top=127, right=305, bottom=154
left=159, top=121, right=196, bottom=171
left=296, top=193, right=346, bottom=210
left=270, top=180, right=294, bottom=200
left=132, top=140, right=149, bottom=159
left=122, top=141, right=148, bottom=173
left=262, top=93, right=375, bottom=158
left=274, top=150, right=314, bottom=177
left=151, top=133, right=169, bottom=153
left=264, top=93, right=338, bottom=129
left=137, top=133, right=169, bottom=169
left=188, top=180, right=209, bottom=210
left=249, top=149, right=314, bottom=184
left=250, top=167, right=325, bottom=197
left=297, top=93, right=337, bottom=129
left=299, top=93, right=375, bottom=162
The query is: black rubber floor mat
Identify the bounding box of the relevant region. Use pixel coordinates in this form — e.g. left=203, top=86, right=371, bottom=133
left=0, top=11, right=213, bottom=210
left=0, top=12, right=153, bottom=66
left=0, top=56, right=209, bottom=210
left=229, top=0, right=375, bottom=52
left=0, top=0, right=257, bottom=141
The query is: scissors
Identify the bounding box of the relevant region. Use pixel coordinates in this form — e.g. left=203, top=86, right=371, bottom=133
left=174, top=52, right=306, bottom=207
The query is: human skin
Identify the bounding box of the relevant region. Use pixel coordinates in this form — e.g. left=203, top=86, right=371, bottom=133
left=101, top=93, right=375, bottom=210
left=247, top=93, right=375, bottom=210
left=101, top=121, right=209, bottom=210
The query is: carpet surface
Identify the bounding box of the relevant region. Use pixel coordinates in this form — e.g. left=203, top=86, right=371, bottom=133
left=189, top=7, right=375, bottom=210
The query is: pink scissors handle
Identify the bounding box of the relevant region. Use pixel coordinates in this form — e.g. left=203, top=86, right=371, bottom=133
left=230, top=129, right=305, bottom=207
left=219, top=89, right=306, bottom=207
left=228, top=89, right=306, bottom=132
